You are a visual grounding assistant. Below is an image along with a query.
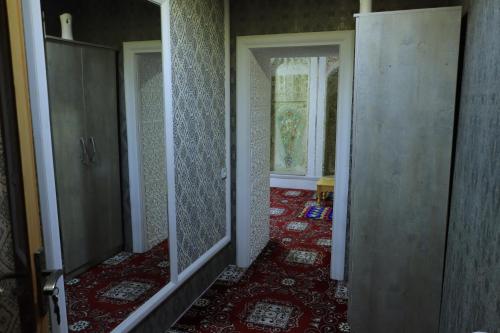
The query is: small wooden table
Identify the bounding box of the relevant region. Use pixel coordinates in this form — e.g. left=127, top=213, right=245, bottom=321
left=316, top=176, right=335, bottom=203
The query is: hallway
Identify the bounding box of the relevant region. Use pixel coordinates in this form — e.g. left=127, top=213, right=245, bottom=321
left=170, top=188, right=348, bottom=332
left=2, top=1, right=499, bottom=332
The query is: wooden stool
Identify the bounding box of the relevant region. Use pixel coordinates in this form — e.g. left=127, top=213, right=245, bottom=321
left=316, top=176, right=335, bottom=203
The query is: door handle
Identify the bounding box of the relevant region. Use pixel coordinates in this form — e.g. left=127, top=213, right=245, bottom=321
left=34, top=250, right=63, bottom=318
left=41, top=269, right=63, bottom=296
left=79, top=137, right=90, bottom=165
left=88, top=136, right=97, bottom=163
left=40, top=269, right=63, bottom=325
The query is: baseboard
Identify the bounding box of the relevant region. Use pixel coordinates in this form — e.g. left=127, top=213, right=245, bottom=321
left=169, top=267, right=224, bottom=330
left=270, top=175, right=319, bottom=190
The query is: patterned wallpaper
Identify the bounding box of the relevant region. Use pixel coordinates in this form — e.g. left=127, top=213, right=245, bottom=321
left=137, top=53, right=169, bottom=250
left=249, top=55, right=271, bottom=263
left=440, top=0, right=500, bottom=332
left=170, top=0, right=227, bottom=272
left=0, top=131, right=21, bottom=333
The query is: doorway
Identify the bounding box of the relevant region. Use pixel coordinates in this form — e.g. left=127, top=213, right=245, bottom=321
left=235, top=31, right=354, bottom=280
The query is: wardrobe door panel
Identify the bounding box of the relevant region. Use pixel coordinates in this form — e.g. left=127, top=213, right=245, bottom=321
left=349, top=7, right=461, bottom=333
left=46, top=41, right=93, bottom=274
left=82, top=46, right=123, bottom=259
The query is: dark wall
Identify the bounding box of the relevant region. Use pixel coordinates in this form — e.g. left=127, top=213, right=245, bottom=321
left=40, top=0, right=77, bottom=37
left=440, top=0, right=500, bottom=332
left=230, top=0, right=461, bottom=37
left=42, top=0, right=161, bottom=46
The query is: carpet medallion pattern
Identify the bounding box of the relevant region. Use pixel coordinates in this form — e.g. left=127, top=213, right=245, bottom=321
left=171, top=188, right=349, bottom=332
left=65, top=241, right=169, bottom=332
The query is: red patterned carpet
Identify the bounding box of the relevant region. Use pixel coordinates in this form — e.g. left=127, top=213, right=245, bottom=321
left=65, top=241, right=169, bottom=332
left=170, top=188, right=349, bottom=332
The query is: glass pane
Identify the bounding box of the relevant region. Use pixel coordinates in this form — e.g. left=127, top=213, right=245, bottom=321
left=323, top=56, right=340, bottom=176
left=270, top=57, right=310, bottom=175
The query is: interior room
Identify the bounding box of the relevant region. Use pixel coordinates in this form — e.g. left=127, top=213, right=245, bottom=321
left=0, top=0, right=498, bottom=333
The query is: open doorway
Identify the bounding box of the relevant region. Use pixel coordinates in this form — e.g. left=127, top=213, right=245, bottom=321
left=236, top=32, right=354, bottom=281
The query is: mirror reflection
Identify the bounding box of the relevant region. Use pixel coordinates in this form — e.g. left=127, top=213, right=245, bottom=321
left=40, top=0, right=168, bottom=331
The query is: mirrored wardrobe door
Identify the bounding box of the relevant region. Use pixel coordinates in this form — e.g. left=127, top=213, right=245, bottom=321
left=40, top=0, right=170, bottom=331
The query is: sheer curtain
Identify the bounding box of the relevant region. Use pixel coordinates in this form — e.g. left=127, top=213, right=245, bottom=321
left=270, top=57, right=310, bottom=175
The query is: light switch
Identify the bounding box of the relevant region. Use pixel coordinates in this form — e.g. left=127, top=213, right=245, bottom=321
left=221, top=167, right=227, bottom=180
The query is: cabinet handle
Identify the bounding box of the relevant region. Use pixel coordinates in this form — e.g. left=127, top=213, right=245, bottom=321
left=88, top=136, right=97, bottom=163
left=79, top=137, right=89, bottom=165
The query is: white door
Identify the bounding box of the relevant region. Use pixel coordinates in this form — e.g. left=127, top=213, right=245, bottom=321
left=236, top=47, right=272, bottom=267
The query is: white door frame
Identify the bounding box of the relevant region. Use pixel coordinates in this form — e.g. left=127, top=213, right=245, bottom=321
left=21, top=0, right=68, bottom=330
left=123, top=40, right=162, bottom=253
left=236, top=31, right=354, bottom=280
left=21, top=0, right=231, bottom=331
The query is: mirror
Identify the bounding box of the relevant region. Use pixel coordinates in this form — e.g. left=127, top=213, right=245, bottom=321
left=40, top=0, right=169, bottom=331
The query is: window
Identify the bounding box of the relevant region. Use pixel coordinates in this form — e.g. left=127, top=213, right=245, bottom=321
left=270, top=56, right=339, bottom=178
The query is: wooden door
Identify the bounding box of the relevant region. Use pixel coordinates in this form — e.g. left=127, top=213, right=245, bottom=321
left=349, top=7, right=462, bottom=333
left=0, top=0, right=50, bottom=332
left=81, top=46, right=123, bottom=266
left=45, top=41, right=93, bottom=275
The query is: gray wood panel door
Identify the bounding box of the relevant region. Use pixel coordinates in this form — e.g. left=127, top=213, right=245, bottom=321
left=349, top=7, right=462, bottom=333
left=82, top=46, right=123, bottom=261
left=46, top=42, right=93, bottom=274
left=46, top=40, right=122, bottom=274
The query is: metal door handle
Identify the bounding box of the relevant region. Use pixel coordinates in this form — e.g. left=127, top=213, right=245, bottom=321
left=88, top=136, right=96, bottom=163
left=79, top=137, right=89, bottom=165
left=42, top=269, right=63, bottom=296
left=40, top=269, right=63, bottom=325
left=34, top=249, right=64, bottom=316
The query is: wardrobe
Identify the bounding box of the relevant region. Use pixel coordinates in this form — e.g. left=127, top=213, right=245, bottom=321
left=45, top=37, right=122, bottom=275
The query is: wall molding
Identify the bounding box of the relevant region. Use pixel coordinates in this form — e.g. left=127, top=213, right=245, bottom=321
left=270, top=174, right=319, bottom=190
